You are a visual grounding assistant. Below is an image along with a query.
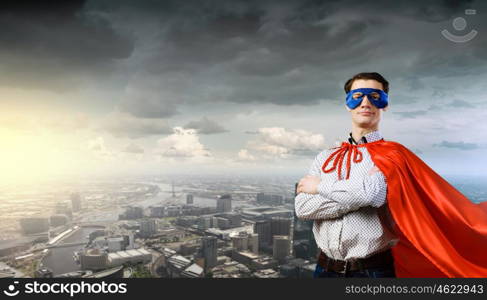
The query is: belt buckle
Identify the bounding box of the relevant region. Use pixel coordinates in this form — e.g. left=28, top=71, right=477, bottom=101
left=325, top=257, right=333, bottom=272
left=339, top=260, right=349, bottom=275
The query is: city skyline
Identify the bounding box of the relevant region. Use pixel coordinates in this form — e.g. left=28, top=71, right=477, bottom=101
left=1, top=0, right=487, bottom=184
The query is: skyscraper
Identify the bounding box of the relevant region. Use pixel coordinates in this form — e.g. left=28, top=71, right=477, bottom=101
left=231, top=232, right=259, bottom=254
left=254, top=220, right=272, bottom=249
left=186, top=194, right=194, bottom=205
left=201, top=236, right=218, bottom=272
left=271, top=217, right=292, bottom=237
left=139, top=219, right=157, bottom=238
left=256, top=193, right=284, bottom=206
left=216, top=194, right=232, bottom=213
left=19, top=217, right=50, bottom=235
left=55, top=201, right=73, bottom=219
left=70, top=193, right=82, bottom=212
left=273, top=235, right=291, bottom=263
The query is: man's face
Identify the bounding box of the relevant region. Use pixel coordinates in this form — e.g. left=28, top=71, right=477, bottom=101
left=347, top=79, right=387, bottom=129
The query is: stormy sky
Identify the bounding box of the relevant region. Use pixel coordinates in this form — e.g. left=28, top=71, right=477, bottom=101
left=1, top=0, right=486, bottom=179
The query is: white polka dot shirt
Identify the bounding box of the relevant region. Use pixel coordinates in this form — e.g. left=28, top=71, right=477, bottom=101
left=295, top=130, right=399, bottom=260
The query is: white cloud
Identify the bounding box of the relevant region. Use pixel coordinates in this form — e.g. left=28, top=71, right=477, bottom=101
left=155, top=127, right=211, bottom=160
left=237, top=149, right=256, bottom=161
left=240, top=127, right=326, bottom=160
left=123, top=143, right=145, bottom=154
left=87, top=136, right=114, bottom=158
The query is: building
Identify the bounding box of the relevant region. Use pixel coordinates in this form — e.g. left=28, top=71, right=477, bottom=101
left=107, top=248, right=152, bottom=267
left=179, top=242, right=200, bottom=256
left=261, top=209, right=293, bottom=219
left=176, top=216, right=198, bottom=227
left=49, top=214, right=69, bottom=227
left=181, top=263, right=204, bottom=278
left=197, top=216, right=212, bottom=229
left=273, top=235, right=291, bottom=263
left=92, top=237, right=108, bottom=250
left=35, top=267, right=53, bottom=278
left=157, top=228, right=185, bottom=243
left=211, top=217, right=219, bottom=228
left=253, top=268, right=280, bottom=278
left=0, top=237, right=35, bottom=257
left=300, top=263, right=317, bottom=278
left=166, top=205, right=182, bottom=217
left=88, top=229, right=106, bottom=243
left=201, top=236, right=218, bottom=272
left=139, top=219, right=157, bottom=238
left=70, top=193, right=82, bottom=212
left=107, top=237, right=125, bottom=252
left=231, top=231, right=258, bottom=254
left=166, top=255, right=192, bottom=278
left=217, top=256, right=231, bottom=265
left=248, top=233, right=259, bottom=254
left=120, top=206, right=144, bottom=220
left=231, top=250, right=259, bottom=266
left=211, top=261, right=251, bottom=278
left=271, top=217, right=292, bottom=237
left=216, top=194, right=232, bottom=213
left=279, top=258, right=308, bottom=278
left=19, top=217, right=50, bottom=235
left=149, top=206, right=165, bottom=218
left=254, top=220, right=272, bottom=249
left=186, top=194, right=194, bottom=205
left=251, top=255, right=278, bottom=271
left=0, top=271, right=15, bottom=278
left=215, top=217, right=230, bottom=229
left=242, top=206, right=293, bottom=220
left=217, top=213, right=242, bottom=228
left=79, top=249, right=108, bottom=271
left=232, top=232, right=248, bottom=252
left=55, top=201, right=73, bottom=219
left=256, top=193, right=284, bottom=206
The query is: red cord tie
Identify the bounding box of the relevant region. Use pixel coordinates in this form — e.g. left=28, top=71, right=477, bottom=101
left=322, top=142, right=363, bottom=180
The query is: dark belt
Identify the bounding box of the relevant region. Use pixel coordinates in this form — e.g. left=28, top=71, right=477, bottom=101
left=317, top=249, right=393, bottom=274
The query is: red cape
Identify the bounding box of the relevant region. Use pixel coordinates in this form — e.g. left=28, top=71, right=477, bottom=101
left=364, top=140, right=487, bottom=278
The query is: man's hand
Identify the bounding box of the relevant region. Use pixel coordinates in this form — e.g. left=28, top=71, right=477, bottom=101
left=296, top=175, right=321, bottom=195
left=368, top=166, right=380, bottom=176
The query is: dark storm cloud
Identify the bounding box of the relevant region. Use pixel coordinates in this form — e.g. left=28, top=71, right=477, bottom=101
left=106, top=0, right=486, bottom=117
left=0, top=0, right=134, bottom=90
left=99, top=112, right=173, bottom=138
left=184, top=117, right=228, bottom=134
left=433, top=140, right=480, bottom=150
left=3, top=0, right=486, bottom=112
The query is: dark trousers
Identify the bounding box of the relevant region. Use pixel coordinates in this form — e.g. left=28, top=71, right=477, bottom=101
left=313, top=264, right=396, bottom=278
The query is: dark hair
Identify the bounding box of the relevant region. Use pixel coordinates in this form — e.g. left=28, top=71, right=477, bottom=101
left=344, top=72, right=389, bottom=94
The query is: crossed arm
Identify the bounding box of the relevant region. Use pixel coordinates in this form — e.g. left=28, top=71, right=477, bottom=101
left=294, top=151, right=387, bottom=220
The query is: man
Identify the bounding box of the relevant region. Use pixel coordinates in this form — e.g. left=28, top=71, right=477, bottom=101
left=295, top=72, right=487, bottom=278
left=295, top=72, right=396, bottom=278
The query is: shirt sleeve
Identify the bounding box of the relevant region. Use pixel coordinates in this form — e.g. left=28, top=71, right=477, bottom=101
left=322, top=170, right=387, bottom=209
left=294, top=151, right=387, bottom=220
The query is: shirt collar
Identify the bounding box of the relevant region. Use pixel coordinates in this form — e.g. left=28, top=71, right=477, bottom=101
left=348, top=130, right=383, bottom=145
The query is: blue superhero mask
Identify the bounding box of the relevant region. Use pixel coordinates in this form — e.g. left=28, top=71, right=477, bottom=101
left=345, top=88, right=388, bottom=109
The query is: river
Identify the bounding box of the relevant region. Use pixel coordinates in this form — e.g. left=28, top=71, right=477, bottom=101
left=41, top=227, right=99, bottom=276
